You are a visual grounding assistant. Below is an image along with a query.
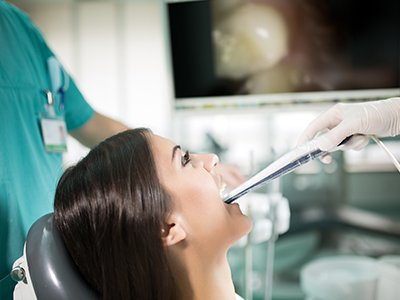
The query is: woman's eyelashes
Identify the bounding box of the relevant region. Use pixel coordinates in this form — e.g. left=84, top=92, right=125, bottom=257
left=181, top=150, right=191, bottom=167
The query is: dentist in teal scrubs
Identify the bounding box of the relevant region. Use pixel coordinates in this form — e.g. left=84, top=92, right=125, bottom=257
left=0, top=1, right=129, bottom=298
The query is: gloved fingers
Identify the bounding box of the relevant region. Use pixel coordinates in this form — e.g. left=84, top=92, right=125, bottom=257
left=319, top=153, right=333, bottom=164
left=296, top=105, right=343, bottom=146
left=317, top=136, right=368, bottom=164
left=340, top=134, right=369, bottom=151
left=313, top=120, right=357, bottom=151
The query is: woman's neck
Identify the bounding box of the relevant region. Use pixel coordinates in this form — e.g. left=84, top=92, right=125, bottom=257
left=168, top=245, right=236, bottom=300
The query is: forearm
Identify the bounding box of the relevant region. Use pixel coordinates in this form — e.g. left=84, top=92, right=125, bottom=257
left=70, top=112, right=129, bottom=148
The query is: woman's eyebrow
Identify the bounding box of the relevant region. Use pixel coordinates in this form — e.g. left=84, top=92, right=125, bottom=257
left=171, top=145, right=181, bottom=161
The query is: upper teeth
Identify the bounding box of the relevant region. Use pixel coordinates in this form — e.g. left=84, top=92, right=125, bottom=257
left=219, top=182, right=227, bottom=198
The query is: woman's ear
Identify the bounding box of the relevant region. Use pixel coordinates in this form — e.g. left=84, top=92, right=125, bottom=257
left=162, top=214, right=186, bottom=247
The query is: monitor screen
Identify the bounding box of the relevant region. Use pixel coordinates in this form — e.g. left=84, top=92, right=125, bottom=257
left=166, top=0, right=400, bottom=106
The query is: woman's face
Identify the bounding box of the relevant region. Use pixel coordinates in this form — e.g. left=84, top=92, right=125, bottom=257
left=150, top=133, right=252, bottom=251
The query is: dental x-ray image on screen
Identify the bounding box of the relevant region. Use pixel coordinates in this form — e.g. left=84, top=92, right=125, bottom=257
left=166, top=0, right=399, bottom=100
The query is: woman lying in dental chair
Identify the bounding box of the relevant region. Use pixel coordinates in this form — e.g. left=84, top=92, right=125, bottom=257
left=53, top=128, right=251, bottom=300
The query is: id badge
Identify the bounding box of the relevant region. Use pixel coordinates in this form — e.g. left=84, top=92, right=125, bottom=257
left=40, top=90, right=67, bottom=152
left=40, top=115, right=67, bottom=152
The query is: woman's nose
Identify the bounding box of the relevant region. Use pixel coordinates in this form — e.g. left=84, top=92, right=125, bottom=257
left=195, top=153, right=219, bottom=172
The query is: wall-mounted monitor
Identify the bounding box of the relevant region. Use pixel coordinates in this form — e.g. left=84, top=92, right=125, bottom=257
left=165, top=0, right=400, bottom=109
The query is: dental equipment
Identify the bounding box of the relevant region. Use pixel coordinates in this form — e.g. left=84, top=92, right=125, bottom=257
left=224, top=136, right=352, bottom=204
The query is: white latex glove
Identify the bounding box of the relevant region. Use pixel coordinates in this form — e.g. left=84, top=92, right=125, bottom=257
left=297, top=97, right=400, bottom=151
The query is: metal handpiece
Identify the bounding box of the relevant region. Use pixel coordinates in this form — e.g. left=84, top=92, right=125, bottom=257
left=224, top=136, right=352, bottom=204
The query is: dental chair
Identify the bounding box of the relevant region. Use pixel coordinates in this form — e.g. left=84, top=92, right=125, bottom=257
left=11, top=213, right=98, bottom=300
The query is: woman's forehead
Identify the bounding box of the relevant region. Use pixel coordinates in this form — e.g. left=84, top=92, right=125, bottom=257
left=149, top=134, right=180, bottom=179
left=149, top=134, right=176, bottom=157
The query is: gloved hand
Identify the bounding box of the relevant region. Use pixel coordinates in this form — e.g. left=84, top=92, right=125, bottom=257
left=297, top=97, right=400, bottom=151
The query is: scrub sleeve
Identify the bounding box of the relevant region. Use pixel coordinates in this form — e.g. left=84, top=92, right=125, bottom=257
left=0, top=1, right=94, bottom=298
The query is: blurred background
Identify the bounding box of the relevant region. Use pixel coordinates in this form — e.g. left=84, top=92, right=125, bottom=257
left=8, top=0, right=400, bottom=299
left=9, top=0, right=172, bottom=164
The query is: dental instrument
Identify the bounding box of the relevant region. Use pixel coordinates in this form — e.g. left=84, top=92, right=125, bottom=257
left=224, top=136, right=352, bottom=204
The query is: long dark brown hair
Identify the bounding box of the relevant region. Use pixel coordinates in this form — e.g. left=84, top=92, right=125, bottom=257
left=54, top=128, right=177, bottom=300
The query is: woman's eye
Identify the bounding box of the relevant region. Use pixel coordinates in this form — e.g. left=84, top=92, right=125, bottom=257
left=181, top=150, right=191, bottom=167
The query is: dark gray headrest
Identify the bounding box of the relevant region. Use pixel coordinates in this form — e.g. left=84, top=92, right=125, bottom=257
left=26, top=213, right=98, bottom=300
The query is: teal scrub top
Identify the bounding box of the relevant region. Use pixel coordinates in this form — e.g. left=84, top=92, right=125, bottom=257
left=0, top=1, right=94, bottom=298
